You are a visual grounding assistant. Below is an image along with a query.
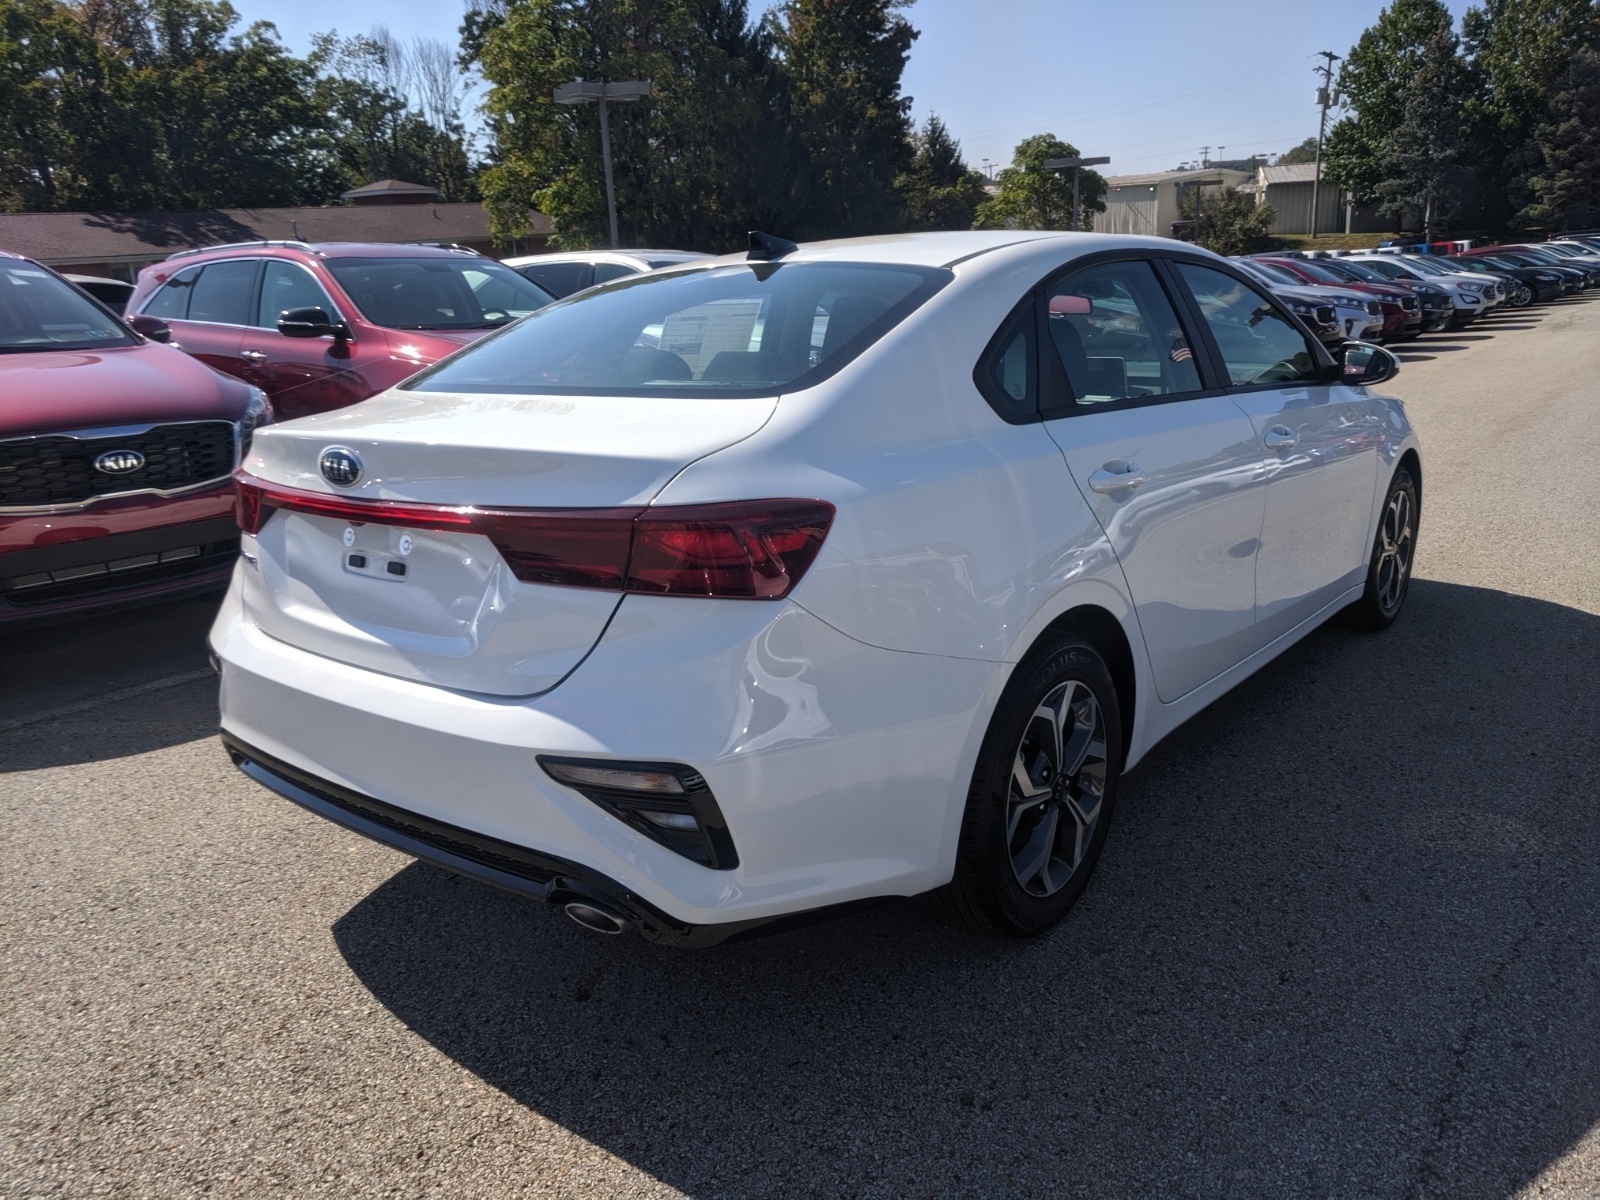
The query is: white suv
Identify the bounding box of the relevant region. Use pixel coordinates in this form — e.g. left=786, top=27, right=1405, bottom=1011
left=216, top=232, right=1420, bottom=945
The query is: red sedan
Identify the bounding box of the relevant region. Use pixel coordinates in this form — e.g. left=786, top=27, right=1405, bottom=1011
left=1, top=251, right=267, bottom=626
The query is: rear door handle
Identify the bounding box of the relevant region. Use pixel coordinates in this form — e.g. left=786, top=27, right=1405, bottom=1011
left=1087, top=464, right=1146, bottom=494
left=1263, top=425, right=1298, bottom=451
left=241, top=350, right=268, bottom=363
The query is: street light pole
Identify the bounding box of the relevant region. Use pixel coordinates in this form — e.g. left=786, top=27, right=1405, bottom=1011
left=1043, top=154, right=1111, bottom=230
left=553, top=79, right=652, bottom=249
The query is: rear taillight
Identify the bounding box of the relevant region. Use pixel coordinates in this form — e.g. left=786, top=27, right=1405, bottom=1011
left=234, top=475, right=833, bottom=600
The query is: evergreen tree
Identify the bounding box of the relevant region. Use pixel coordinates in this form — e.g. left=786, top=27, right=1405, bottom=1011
left=1521, top=46, right=1600, bottom=228
left=1374, top=28, right=1468, bottom=239
left=772, top=0, right=918, bottom=238
left=1462, top=0, right=1600, bottom=229
left=896, top=114, right=985, bottom=230
left=1323, top=0, right=1459, bottom=207
left=973, top=134, right=1106, bottom=231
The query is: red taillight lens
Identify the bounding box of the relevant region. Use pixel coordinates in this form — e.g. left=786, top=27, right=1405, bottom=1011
left=233, top=474, right=834, bottom=600
left=628, top=501, right=835, bottom=598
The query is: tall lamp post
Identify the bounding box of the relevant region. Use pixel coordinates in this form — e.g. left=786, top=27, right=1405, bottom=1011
left=553, top=79, right=651, bottom=249
left=1043, top=155, right=1111, bottom=230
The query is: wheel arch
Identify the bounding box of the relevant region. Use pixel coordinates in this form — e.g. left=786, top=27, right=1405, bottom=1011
left=1038, top=604, right=1138, bottom=766
left=1397, top=447, right=1422, bottom=510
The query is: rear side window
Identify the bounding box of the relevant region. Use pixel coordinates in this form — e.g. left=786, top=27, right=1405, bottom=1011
left=1044, top=261, right=1201, bottom=407
left=256, top=261, right=338, bottom=327
left=187, top=260, right=258, bottom=325
left=973, top=304, right=1036, bottom=422
left=516, top=261, right=590, bottom=298
left=142, top=265, right=200, bottom=319
left=1176, top=263, right=1321, bottom=388
left=591, top=262, right=638, bottom=285
left=406, top=262, right=948, bottom=397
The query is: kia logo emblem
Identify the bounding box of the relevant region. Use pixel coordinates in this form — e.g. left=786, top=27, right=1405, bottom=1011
left=319, top=446, right=363, bottom=487
left=94, top=449, right=145, bottom=475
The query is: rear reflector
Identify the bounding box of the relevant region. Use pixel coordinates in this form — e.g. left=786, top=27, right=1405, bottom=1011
left=234, top=474, right=833, bottom=600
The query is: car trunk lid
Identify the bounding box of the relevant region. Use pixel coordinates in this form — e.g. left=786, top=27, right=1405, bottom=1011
left=237, top=388, right=776, bottom=696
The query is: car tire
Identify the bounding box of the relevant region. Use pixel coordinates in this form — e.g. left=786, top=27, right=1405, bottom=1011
left=1509, top=284, right=1534, bottom=308
left=932, top=633, right=1122, bottom=938
left=1341, top=465, right=1419, bottom=632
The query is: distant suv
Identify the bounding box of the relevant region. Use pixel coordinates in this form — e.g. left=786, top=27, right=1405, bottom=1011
left=1, top=250, right=267, bottom=625
left=126, top=242, right=555, bottom=421
left=504, top=249, right=711, bottom=299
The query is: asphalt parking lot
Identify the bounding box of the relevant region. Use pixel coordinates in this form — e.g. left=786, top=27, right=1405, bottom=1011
left=3, top=295, right=1597, bottom=1198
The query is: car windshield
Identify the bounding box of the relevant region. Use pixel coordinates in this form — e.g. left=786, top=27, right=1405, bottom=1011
left=1292, top=261, right=1355, bottom=285
left=1326, top=260, right=1388, bottom=283
left=1399, top=258, right=1452, bottom=276
left=326, top=256, right=554, bottom=330
left=405, top=261, right=949, bottom=397
left=0, top=261, right=136, bottom=352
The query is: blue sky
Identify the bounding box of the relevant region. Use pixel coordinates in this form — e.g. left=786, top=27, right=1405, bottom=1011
left=234, top=0, right=1476, bottom=178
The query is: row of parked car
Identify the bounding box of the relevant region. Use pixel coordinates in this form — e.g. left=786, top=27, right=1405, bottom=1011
left=1226, top=235, right=1600, bottom=353
left=2, top=231, right=1595, bottom=631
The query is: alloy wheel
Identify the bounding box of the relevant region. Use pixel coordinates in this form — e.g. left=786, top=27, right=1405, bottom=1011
left=1376, top=488, right=1414, bottom=613
left=1512, top=284, right=1534, bottom=307
left=1007, top=680, right=1109, bottom=897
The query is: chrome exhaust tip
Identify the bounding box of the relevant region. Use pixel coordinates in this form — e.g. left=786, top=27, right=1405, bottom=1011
left=564, top=901, right=630, bottom=935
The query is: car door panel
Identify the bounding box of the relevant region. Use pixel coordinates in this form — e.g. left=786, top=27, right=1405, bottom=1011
left=240, top=260, right=372, bottom=420
left=1170, top=260, right=1379, bottom=643
left=1040, top=258, right=1267, bottom=704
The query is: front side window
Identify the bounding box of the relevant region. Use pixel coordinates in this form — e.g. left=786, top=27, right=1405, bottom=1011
left=515, top=261, right=590, bottom=298
left=187, top=260, right=259, bottom=325
left=0, top=262, right=135, bottom=351
left=256, top=261, right=338, bottom=327
left=326, top=256, right=553, bottom=331
left=1044, top=260, right=1201, bottom=407
left=141, top=265, right=200, bottom=319
left=1176, top=263, right=1320, bottom=387
left=406, top=262, right=947, bottom=396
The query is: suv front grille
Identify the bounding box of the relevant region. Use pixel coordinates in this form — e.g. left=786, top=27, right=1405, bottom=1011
left=1400, top=296, right=1419, bottom=312
left=0, top=422, right=234, bottom=509
left=1314, top=305, right=1335, bottom=327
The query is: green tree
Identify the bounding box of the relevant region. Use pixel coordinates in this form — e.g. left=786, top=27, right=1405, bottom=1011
left=1374, top=28, right=1469, bottom=239
left=1462, top=0, right=1600, bottom=229
left=473, top=0, right=787, bottom=250
left=1277, top=136, right=1320, bottom=165
left=1520, top=45, right=1600, bottom=227
left=1178, top=185, right=1276, bottom=256
left=772, top=0, right=918, bottom=238
left=895, top=114, right=986, bottom=230
left=973, top=133, right=1106, bottom=231
left=1324, top=0, right=1459, bottom=206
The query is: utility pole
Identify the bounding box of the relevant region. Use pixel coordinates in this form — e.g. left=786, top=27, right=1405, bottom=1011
left=1310, top=50, right=1340, bottom=240
left=1200, top=145, right=1212, bottom=169
left=553, top=79, right=652, bottom=249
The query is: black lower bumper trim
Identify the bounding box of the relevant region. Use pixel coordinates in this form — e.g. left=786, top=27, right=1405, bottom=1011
left=221, top=732, right=883, bottom=948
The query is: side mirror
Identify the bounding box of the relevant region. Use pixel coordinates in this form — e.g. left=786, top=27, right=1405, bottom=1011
left=1335, top=340, right=1400, bottom=387
left=277, top=306, right=349, bottom=341
left=126, top=313, right=171, bottom=343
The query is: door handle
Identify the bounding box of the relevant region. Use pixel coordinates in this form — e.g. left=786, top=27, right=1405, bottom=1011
left=1263, top=425, right=1299, bottom=451
left=1087, top=464, right=1146, bottom=494
left=241, top=350, right=268, bottom=363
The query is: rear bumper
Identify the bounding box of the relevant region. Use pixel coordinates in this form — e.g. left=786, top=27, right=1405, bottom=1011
left=222, top=732, right=878, bottom=947
left=213, top=577, right=997, bottom=933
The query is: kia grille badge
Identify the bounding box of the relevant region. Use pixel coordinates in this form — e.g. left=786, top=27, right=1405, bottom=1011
left=93, top=449, right=146, bottom=475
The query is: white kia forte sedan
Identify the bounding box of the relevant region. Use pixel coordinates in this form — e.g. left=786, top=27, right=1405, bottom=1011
left=214, top=231, right=1420, bottom=945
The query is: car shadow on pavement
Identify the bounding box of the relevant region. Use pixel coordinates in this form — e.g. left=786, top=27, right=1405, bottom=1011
left=333, top=580, right=1599, bottom=1198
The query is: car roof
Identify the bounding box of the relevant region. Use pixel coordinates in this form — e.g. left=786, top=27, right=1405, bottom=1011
left=161, top=240, right=495, bottom=266
left=504, top=249, right=711, bottom=267
left=691, top=231, right=1198, bottom=272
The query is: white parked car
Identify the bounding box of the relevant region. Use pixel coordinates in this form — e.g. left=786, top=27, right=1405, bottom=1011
left=503, top=248, right=711, bottom=299
left=215, top=232, right=1421, bottom=945
left=1347, top=254, right=1503, bottom=318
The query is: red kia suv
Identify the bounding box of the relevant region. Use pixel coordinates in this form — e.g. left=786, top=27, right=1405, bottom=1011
left=1252, top=257, right=1425, bottom=342
left=125, top=242, right=556, bottom=421
left=1, top=250, right=269, bottom=625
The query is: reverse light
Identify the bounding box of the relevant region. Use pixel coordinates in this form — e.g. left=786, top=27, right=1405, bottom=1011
left=538, top=755, right=739, bottom=869
left=233, top=474, right=834, bottom=600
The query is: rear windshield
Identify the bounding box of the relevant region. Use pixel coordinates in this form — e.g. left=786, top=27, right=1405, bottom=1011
left=404, top=261, right=950, bottom=397
left=0, top=262, right=135, bottom=352
left=326, top=256, right=555, bottom=331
